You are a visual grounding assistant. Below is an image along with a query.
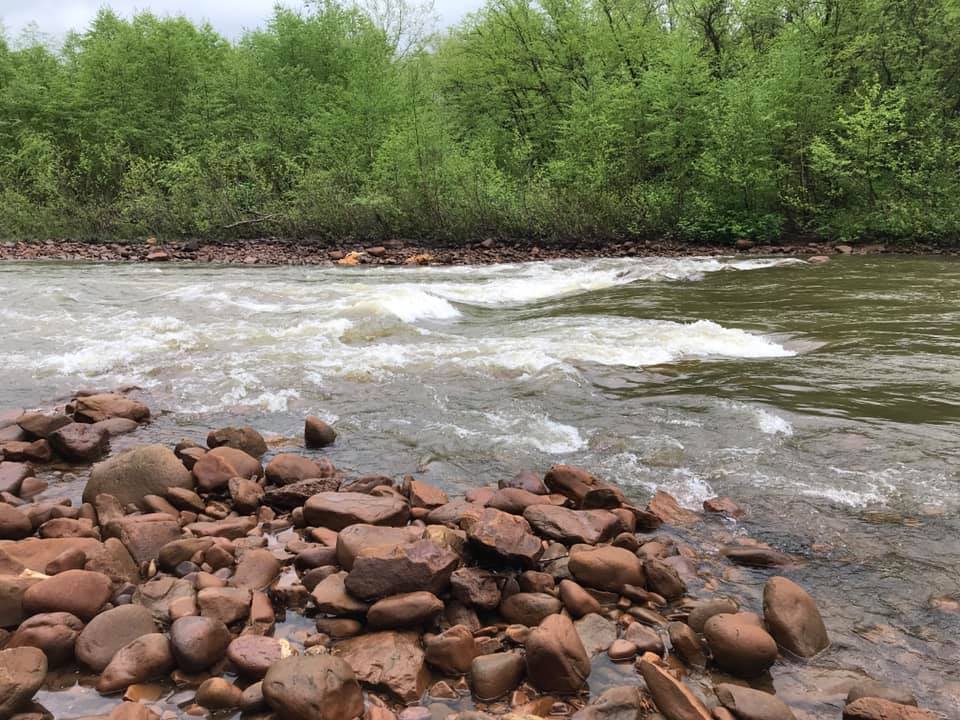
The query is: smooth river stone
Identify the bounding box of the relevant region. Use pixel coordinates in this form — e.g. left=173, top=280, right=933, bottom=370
left=76, top=604, right=159, bottom=672
left=303, top=492, right=409, bottom=531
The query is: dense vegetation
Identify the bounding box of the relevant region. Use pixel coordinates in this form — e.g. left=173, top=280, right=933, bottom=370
left=1, top=0, right=959, bottom=244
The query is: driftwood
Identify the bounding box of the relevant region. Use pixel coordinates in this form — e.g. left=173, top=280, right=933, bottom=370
left=222, top=214, right=276, bottom=229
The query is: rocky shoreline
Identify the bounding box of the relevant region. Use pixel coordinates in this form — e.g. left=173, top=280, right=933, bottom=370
left=0, top=392, right=943, bottom=720
left=0, top=237, right=956, bottom=266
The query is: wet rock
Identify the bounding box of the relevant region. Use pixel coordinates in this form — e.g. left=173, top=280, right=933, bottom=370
left=406, top=480, right=447, bottom=511
left=265, top=454, right=336, bottom=486
left=188, top=517, right=256, bottom=539
left=107, top=513, right=181, bottom=565
left=193, top=446, right=262, bottom=492
left=0, top=647, right=47, bottom=717
left=842, top=698, right=936, bottom=720
left=572, top=686, right=644, bottom=720
left=500, top=469, right=548, bottom=495
left=315, top=617, right=362, bottom=638
left=227, top=635, right=285, bottom=678
left=715, top=684, right=797, bottom=720
left=345, top=540, right=458, bottom=601
left=544, top=465, right=624, bottom=509
left=425, top=500, right=485, bottom=528
left=450, top=567, right=501, bottom=610
left=846, top=681, right=916, bottom=707
left=97, top=633, right=175, bottom=694
left=0, top=462, right=32, bottom=496
left=76, top=604, right=159, bottom=672
left=22, top=569, right=111, bottom=621
left=232, top=548, right=281, bottom=590
left=648, top=491, right=700, bottom=526
left=470, top=652, right=525, bottom=701
left=336, top=630, right=428, bottom=703
left=568, top=546, right=644, bottom=593
left=525, top=614, right=590, bottom=694
left=523, top=505, right=620, bottom=545
left=687, top=598, right=739, bottom=633
left=262, top=655, right=363, bottom=720
left=368, top=591, right=444, bottom=630
left=197, top=587, right=251, bottom=625
left=668, top=622, right=706, bottom=668
left=704, top=613, right=778, bottom=677
left=165, top=487, right=205, bottom=513
left=304, top=492, right=409, bottom=531
left=0, top=576, right=40, bottom=627
left=310, top=571, right=368, bottom=615
left=84, top=445, right=193, bottom=509
left=336, top=524, right=423, bottom=571
left=207, top=426, right=267, bottom=458
left=637, top=656, right=711, bottom=720
left=574, top=613, right=618, bottom=656
left=305, top=416, right=337, bottom=448
left=16, top=413, right=71, bottom=439
left=110, top=702, right=161, bottom=720
left=466, top=508, right=543, bottom=568
left=558, top=579, right=602, bottom=618
left=762, top=577, right=829, bottom=657
left=263, top=478, right=342, bottom=510
left=518, top=570, right=554, bottom=594
left=644, top=559, right=686, bottom=600
left=158, top=538, right=215, bottom=573
left=45, top=546, right=87, bottom=574
left=71, top=394, right=150, bottom=424
left=48, top=423, right=110, bottom=462
left=721, top=547, right=792, bottom=568
left=170, top=616, right=232, bottom=672
left=0, top=504, right=32, bottom=539
left=2, top=440, right=51, bottom=463
left=196, top=677, right=244, bottom=709
left=500, top=592, right=561, bottom=627
left=424, top=625, right=477, bottom=675
left=703, top=497, right=744, bottom=518
left=228, top=477, right=264, bottom=513
left=623, top=623, right=665, bottom=656
left=91, top=418, right=139, bottom=437
left=6, top=612, right=83, bottom=666
left=608, top=640, right=638, bottom=662
left=485, top=488, right=554, bottom=515
left=84, top=537, right=139, bottom=587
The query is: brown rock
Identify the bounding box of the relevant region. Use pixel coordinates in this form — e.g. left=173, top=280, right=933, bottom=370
left=0, top=576, right=40, bottom=627
left=265, top=454, right=335, bottom=486
left=304, top=417, right=337, bottom=448
left=715, top=684, right=797, bottom=720
left=704, top=613, right=777, bottom=677
left=345, top=540, right=458, bottom=601
left=0, top=504, right=32, bottom=540
left=262, top=655, right=363, bottom=720
left=158, top=538, right=215, bottom=573
left=762, top=577, right=829, bottom=657
left=16, top=413, right=71, bottom=439
left=71, top=394, right=150, bottom=424
left=305, top=492, right=409, bottom=531
left=0, top=463, right=32, bottom=496
left=310, top=571, right=368, bottom=615
left=207, top=426, right=267, bottom=458
left=76, top=604, right=159, bottom=672
left=22, top=569, right=111, bottom=621
left=485, top=488, right=554, bottom=515
left=197, top=587, right=251, bottom=625
left=6, top=612, right=83, bottom=666
left=846, top=681, right=916, bottom=707
left=232, top=548, right=281, bottom=590
left=0, top=647, right=47, bottom=717
left=607, top=640, right=638, bottom=662
left=263, top=478, right=341, bottom=510
left=193, top=447, right=262, bottom=492
left=450, top=567, right=501, bottom=610
left=83, top=445, right=193, bottom=509
left=91, top=418, right=139, bottom=437
left=466, top=508, right=543, bottom=568
left=544, top=465, right=625, bottom=508
left=703, top=497, right=744, bottom=518
left=2, top=440, right=51, bottom=464
left=558, top=579, right=602, bottom=618
left=84, top=537, right=139, bottom=586
left=170, top=615, right=232, bottom=672
left=842, top=698, right=936, bottom=720
left=335, top=524, right=423, bottom=571
left=668, top=622, right=707, bottom=668
left=721, top=547, right=792, bottom=567
left=97, top=633, right=175, bottom=694
left=132, top=576, right=195, bottom=624
left=45, top=546, right=87, bottom=574
left=48, top=423, right=110, bottom=462
left=500, top=469, right=548, bottom=495
left=568, top=546, right=644, bottom=593
left=574, top=613, right=618, bottom=656
left=228, top=477, right=264, bottom=513
left=336, top=630, right=428, bottom=703
left=107, top=513, right=181, bottom=565
left=196, top=677, right=244, bottom=709
left=469, top=652, right=525, bottom=701
left=637, top=656, right=711, bottom=720
left=648, top=491, right=700, bottom=526
left=424, top=625, right=477, bottom=675
left=572, top=686, right=644, bottom=720
left=227, top=634, right=284, bottom=678
left=523, top=505, right=620, bottom=545
left=644, top=559, right=686, bottom=600
left=525, top=614, right=590, bottom=694
left=368, top=591, right=444, bottom=630
left=187, top=517, right=256, bottom=539
left=624, top=624, right=665, bottom=656
left=688, top=598, right=739, bottom=633
left=425, top=500, right=485, bottom=528
left=500, top=592, right=562, bottom=627
left=409, top=480, right=448, bottom=510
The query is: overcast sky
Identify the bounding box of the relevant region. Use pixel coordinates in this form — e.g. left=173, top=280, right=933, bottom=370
left=0, top=0, right=480, bottom=41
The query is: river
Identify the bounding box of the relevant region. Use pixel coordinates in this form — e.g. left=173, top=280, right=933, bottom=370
left=1, top=255, right=958, bottom=716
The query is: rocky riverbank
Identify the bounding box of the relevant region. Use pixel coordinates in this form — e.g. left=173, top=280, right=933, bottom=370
left=0, top=392, right=944, bottom=720
left=0, top=237, right=954, bottom=267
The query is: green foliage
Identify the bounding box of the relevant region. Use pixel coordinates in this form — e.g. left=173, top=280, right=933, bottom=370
left=0, top=0, right=958, bottom=243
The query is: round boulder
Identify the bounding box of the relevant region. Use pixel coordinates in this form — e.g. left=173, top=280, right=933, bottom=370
left=762, top=577, right=829, bottom=657
left=83, top=445, right=193, bottom=509
left=170, top=615, right=232, bottom=672
left=262, top=655, right=363, bottom=720
left=704, top=613, right=778, bottom=677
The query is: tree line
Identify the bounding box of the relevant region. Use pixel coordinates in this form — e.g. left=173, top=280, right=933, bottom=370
left=1, top=0, right=958, bottom=244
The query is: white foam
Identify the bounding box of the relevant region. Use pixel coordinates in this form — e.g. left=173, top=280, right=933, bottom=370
left=755, top=408, right=794, bottom=436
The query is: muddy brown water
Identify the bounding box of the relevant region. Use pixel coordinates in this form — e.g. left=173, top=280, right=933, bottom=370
left=1, top=255, right=958, bottom=717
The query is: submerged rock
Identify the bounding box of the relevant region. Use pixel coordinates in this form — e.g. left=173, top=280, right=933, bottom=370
left=762, top=576, right=829, bottom=657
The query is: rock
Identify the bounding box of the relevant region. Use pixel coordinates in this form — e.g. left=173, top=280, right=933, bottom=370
left=0, top=504, right=32, bottom=540
left=607, top=640, right=638, bottom=662
left=196, top=677, right=244, bottom=709
left=22, top=569, right=111, bottom=621
left=133, top=576, right=195, bottom=624
left=0, top=577, right=43, bottom=627
left=76, top=604, right=158, bottom=672
left=187, top=517, right=256, bottom=539
left=648, top=491, right=700, bottom=526
left=158, top=538, right=215, bottom=573
left=110, top=701, right=162, bottom=720
left=47, top=423, right=110, bottom=462
left=193, top=446, right=262, bottom=492
left=842, top=698, right=937, bottom=720
left=97, top=633, right=175, bottom=694
left=721, top=547, right=792, bottom=567
left=16, top=413, right=72, bottom=439
left=227, top=634, right=285, bottom=678
left=558, top=579, right=602, bottom=618
left=229, top=477, right=264, bottom=513
left=107, top=513, right=181, bottom=565
left=197, top=587, right=251, bottom=625
left=644, top=559, right=686, bottom=600
left=762, top=577, right=829, bottom=657
left=637, top=656, right=711, bottom=720
left=262, top=655, right=363, bottom=720
left=568, top=546, right=644, bottom=593
left=846, top=681, right=916, bottom=707
left=500, top=469, right=548, bottom=495
left=207, top=426, right=267, bottom=457
left=367, top=592, right=444, bottom=630
left=500, top=593, right=562, bottom=627
left=572, top=686, right=644, bottom=720
left=470, top=652, right=525, bottom=701
left=424, top=625, right=477, bottom=675
left=165, top=487, right=205, bottom=512
left=523, top=505, right=620, bottom=545
left=485, top=488, right=554, bottom=515
left=450, top=567, right=501, bottom=610
left=408, top=480, right=448, bottom=510
left=668, top=622, right=706, bottom=668
left=2, top=440, right=50, bottom=463
left=169, top=615, right=232, bottom=672
left=91, top=418, right=139, bottom=436
left=0, top=647, right=47, bottom=717
left=425, top=500, right=485, bottom=528
left=265, top=454, right=336, bottom=486
left=232, top=548, right=281, bottom=590
left=336, top=630, right=428, bottom=703
left=704, top=613, right=778, bottom=677
left=336, top=524, right=423, bottom=571
left=623, top=624, right=665, bottom=656
left=715, top=684, right=797, bottom=720
left=574, top=613, right=617, bottom=656
left=310, top=572, right=368, bottom=616
left=6, top=612, right=83, bottom=666
left=544, top=465, right=624, bottom=508
left=305, top=417, right=337, bottom=448
left=71, top=394, right=150, bottom=424
left=263, top=478, right=342, bottom=510
left=345, top=540, right=458, bottom=601
left=525, top=614, right=590, bottom=694
left=84, top=445, right=192, bottom=509
left=703, top=497, right=744, bottom=518
left=687, top=598, right=739, bottom=633
left=305, top=492, right=409, bottom=531
left=466, top=508, right=543, bottom=567
left=0, top=463, right=32, bottom=496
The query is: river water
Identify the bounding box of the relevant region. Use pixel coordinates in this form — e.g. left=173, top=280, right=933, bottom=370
left=1, top=256, right=958, bottom=717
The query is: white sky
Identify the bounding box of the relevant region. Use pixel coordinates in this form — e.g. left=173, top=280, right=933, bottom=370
left=0, top=0, right=481, bottom=41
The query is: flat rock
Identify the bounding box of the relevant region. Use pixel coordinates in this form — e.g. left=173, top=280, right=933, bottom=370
left=523, top=505, right=620, bottom=545
left=336, top=524, right=423, bottom=571
left=842, top=698, right=937, bottom=720
left=466, top=508, right=542, bottom=568
left=310, top=571, right=368, bottom=616
left=345, top=540, right=458, bottom=601
left=367, top=591, right=444, bottom=630
left=265, top=454, right=336, bottom=485
left=304, top=492, right=409, bottom=531
left=71, top=394, right=149, bottom=424
left=107, top=513, right=181, bottom=565
left=648, top=491, right=700, bottom=526
left=500, top=592, right=561, bottom=627
left=48, top=423, right=110, bottom=462
left=263, top=478, right=341, bottom=510
left=715, top=683, right=797, bottom=720
left=227, top=634, right=285, bottom=678
left=336, top=630, right=428, bottom=703
left=197, top=587, right=251, bottom=625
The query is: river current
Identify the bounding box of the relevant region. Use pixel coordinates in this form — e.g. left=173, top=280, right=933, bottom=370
left=0, top=255, right=958, bottom=716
